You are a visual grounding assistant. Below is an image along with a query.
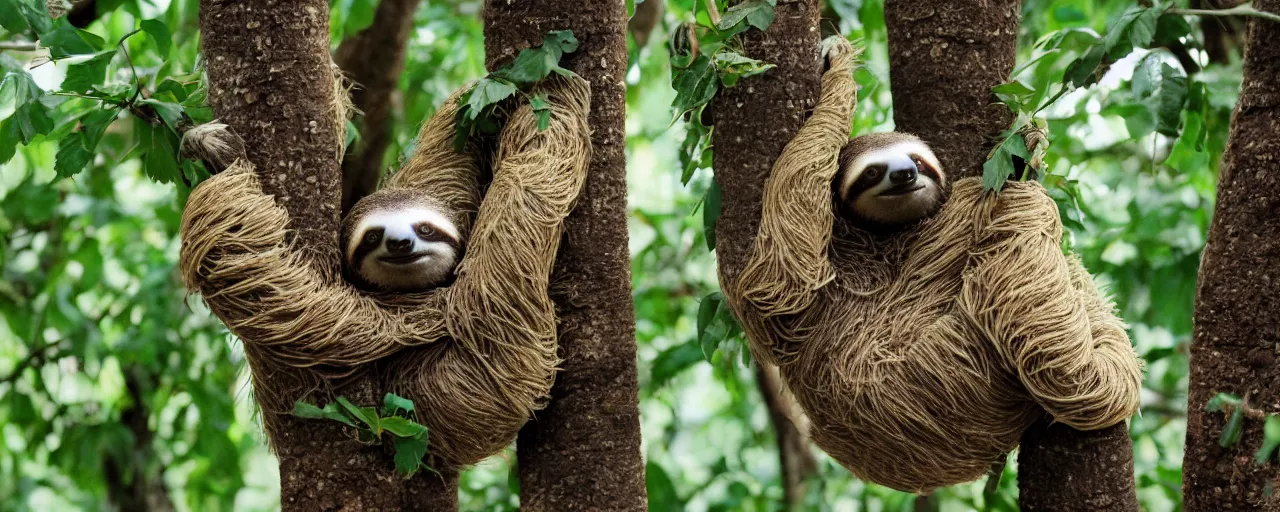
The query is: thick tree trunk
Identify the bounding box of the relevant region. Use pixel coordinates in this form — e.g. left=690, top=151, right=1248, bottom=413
left=1183, top=2, right=1280, bottom=509
left=482, top=2, right=647, bottom=510
left=882, top=2, right=1137, bottom=509
left=334, top=0, right=422, bottom=214
left=708, top=0, right=824, bottom=508
left=200, top=2, right=451, bottom=509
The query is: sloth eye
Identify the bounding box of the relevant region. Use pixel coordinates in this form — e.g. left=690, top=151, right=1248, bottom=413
left=863, top=165, right=885, bottom=181
left=363, top=231, right=381, bottom=244
left=416, top=224, right=435, bottom=236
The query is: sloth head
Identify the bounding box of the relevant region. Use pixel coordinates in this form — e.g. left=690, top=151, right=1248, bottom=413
left=341, top=189, right=463, bottom=292
left=834, top=132, right=946, bottom=230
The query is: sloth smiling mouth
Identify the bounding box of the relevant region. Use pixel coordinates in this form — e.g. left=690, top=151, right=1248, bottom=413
left=878, top=184, right=925, bottom=197
left=379, top=253, right=428, bottom=265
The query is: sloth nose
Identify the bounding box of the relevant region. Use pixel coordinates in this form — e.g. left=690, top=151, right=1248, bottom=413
left=386, top=237, right=413, bottom=254
left=888, top=162, right=918, bottom=186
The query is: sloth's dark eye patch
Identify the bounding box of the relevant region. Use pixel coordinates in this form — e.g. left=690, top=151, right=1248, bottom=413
left=362, top=228, right=384, bottom=246
left=414, top=222, right=453, bottom=244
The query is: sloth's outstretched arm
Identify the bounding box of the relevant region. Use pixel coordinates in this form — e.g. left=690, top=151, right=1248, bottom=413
left=400, top=77, right=590, bottom=466
left=735, top=39, right=858, bottom=334
left=179, top=162, right=449, bottom=374
left=957, top=183, right=1142, bottom=430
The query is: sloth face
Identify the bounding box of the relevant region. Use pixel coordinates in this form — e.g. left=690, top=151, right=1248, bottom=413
left=342, top=197, right=462, bottom=292
left=835, top=134, right=946, bottom=230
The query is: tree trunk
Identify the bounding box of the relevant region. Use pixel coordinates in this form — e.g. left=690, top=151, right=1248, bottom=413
left=708, top=0, right=824, bottom=508
left=200, top=2, right=455, bottom=509
left=1183, top=2, right=1280, bottom=508
left=881, top=2, right=1137, bottom=508
left=334, top=0, right=423, bottom=214
left=482, top=2, right=647, bottom=510
left=756, top=365, right=818, bottom=508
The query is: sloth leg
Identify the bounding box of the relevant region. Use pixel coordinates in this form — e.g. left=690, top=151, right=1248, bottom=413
left=734, top=37, right=859, bottom=361
left=957, top=182, right=1142, bottom=431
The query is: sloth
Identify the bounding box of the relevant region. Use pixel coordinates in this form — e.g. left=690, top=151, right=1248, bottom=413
left=724, top=38, right=1142, bottom=493
left=834, top=132, right=946, bottom=230
left=341, top=190, right=465, bottom=291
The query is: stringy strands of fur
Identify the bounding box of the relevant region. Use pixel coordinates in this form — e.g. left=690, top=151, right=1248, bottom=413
left=179, top=77, right=593, bottom=468
left=725, top=38, right=1143, bottom=493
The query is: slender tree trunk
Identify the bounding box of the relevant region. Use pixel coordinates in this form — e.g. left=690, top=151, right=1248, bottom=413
left=102, top=371, right=175, bottom=512
left=756, top=365, right=818, bottom=508
left=483, top=2, right=647, bottom=510
left=200, top=2, right=449, bottom=509
left=1184, top=2, right=1280, bottom=508
left=708, top=0, right=824, bottom=508
left=334, top=0, right=423, bottom=213
left=882, top=2, right=1138, bottom=509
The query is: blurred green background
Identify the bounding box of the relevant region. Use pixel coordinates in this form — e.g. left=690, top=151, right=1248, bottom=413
left=0, top=0, right=1235, bottom=510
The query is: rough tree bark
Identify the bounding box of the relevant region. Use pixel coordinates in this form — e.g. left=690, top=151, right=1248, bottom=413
left=200, top=2, right=458, bottom=509
left=708, top=0, right=824, bottom=509
left=483, top=2, right=648, bottom=510
left=334, top=0, right=422, bottom=213
left=1183, top=2, right=1280, bottom=508
left=882, top=2, right=1139, bottom=509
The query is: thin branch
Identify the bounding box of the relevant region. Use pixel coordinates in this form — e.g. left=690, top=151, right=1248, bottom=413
left=0, top=41, right=39, bottom=51
left=1171, top=3, right=1280, bottom=24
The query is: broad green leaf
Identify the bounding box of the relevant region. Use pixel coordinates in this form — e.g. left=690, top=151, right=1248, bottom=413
left=139, top=98, right=185, bottom=129
left=40, top=19, right=100, bottom=58
left=382, top=393, right=415, bottom=417
left=60, top=51, right=116, bottom=93
left=717, top=0, right=777, bottom=32
left=392, top=436, right=428, bottom=477
left=696, top=291, right=723, bottom=343
left=1153, top=13, right=1192, bottom=47
left=141, top=19, right=172, bottom=57
left=80, top=107, right=119, bottom=148
left=1205, top=393, right=1242, bottom=413
left=1154, top=63, right=1188, bottom=137
left=464, top=78, right=517, bottom=121
left=0, top=118, right=19, bottom=163
left=13, top=103, right=54, bottom=144
left=54, top=133, right=93, bottom=179
left=530, top=94, right=551, bottom=131
left=982, top=133, right=1030, bottom=192
left=498, top=47, right=558, bottom=83
left=672, top=55, right=718, bottom=119
left=649, top=342, right=705, bottom=390
left=141, top=123, right=181, bottom=184
left=646, top=461, right=682, bottom=512
left=544, top=30, right=580, bottom=54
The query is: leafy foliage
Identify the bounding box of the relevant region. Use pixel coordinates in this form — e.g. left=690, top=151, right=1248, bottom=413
left=453, top=30, right=579, bottom=150
left=293, top=393, right=434, bottom=477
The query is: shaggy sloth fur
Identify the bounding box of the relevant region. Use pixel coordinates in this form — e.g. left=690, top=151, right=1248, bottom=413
left=723, top=38, right=1144, bottom=493
left=179, top=77, right=592, bottom=468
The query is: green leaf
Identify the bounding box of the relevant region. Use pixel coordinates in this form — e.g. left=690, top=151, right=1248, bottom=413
left=544, top=30, right=580, bottom=54
left=649, top=342, right=706, bottom=390
left=381, top=393, right=415, bottom=417
left=40, top=19, right=100, bottom=58
left=982, top=133, right=1029, bottom=192
left=718, top=0, right=777, bottom=32
left=465, top=78, right=517, bottom=121
left=60, top=51, right=116, bottom=93
left=380, top=416, right=428, bottom=438
left=392, top=436, right=428, bottom=477
left=54, top=133, right=93, bottom=179
left=1154, top=63, right=1188, bottom=137
left=530, top=94, right=552, bottom=131
left=696, top=292, right=723, bottom=343
left=1256, top=416, right=1280, bottom=465
left=703, top=180, right=722, bottom=250
left=292, top=401, right=357, bottom=428
left=714, top=52, right=775, bottom=88
left=498, top=47, right=559, bottom=84
left=80, top=107, right=119, bottom=148
left=139, top=98, right=186, bottom=129
left=646, top=461, right=682, bottom=512
left=140, top=19, right=172, bottom=57
left=1221, top=407, right=1244, bottom=448
left=672, top=55, right=718, bottom=119
left=1205, top=393, right=1243, bottom=413
left=13, top=103, right=54, bottom=144
left=336, top=396, right=381, bottom=432
left=0, top=118, right=19, bottom=164
left=139, top=123, right=181, bottom=184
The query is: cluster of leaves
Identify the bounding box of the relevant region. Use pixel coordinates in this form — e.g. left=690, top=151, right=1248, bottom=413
left=1, top=0, right=210, bottom=190
left=294, top=393, right=435, bottom=478
left=1205, top=393, right=1280, bottom=466
left=453, top=30, right=580, bottom=150
left=984, top=2, right=1205, bottom=197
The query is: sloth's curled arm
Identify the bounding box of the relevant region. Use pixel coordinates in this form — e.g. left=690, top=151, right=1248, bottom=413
left=441, top=76, right=591, bottom=356
left=957, top=183, right=1143, bottom=430
left=733, top=38, right=858, bottom=353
